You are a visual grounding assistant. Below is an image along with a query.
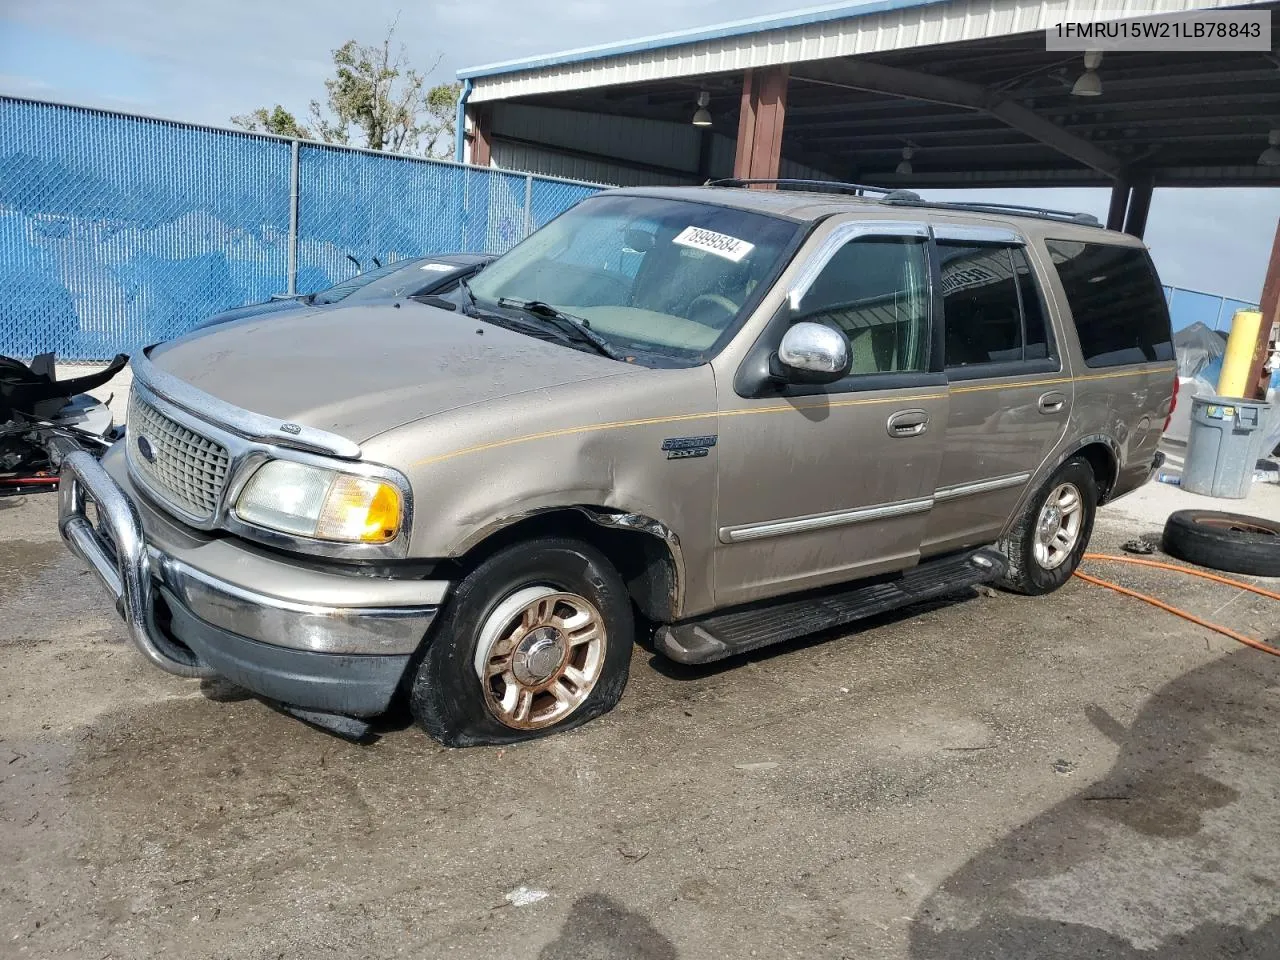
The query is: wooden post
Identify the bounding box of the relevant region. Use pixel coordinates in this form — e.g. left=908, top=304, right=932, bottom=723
left=469, top=105, right=492, bottom=167
left=1244, top=217, right=1280, bottom=400
left=1106, top=178, right=1130, bottom=232
left=733, top=66, right=789, bottom=183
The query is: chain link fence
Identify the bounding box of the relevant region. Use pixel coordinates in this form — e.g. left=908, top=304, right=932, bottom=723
left=0, top=96, right=604, bottom=360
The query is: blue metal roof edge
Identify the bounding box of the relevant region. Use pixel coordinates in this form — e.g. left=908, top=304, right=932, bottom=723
left=456, top=0, right=952, bottom=80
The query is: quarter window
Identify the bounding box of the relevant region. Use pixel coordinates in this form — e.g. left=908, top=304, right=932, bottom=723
left=940, top=242, right=1054, bottom=368
left=792, top=236, right=931, bottom=375
left=1045, top=240, right=1173, bottom=368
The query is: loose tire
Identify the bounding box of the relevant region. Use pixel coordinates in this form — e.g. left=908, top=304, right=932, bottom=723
left=1162, top=510, right=1280, bottom=577
left=410, top=537, right=634, bottom=747
left=997, top=458, right=1098, bottom=595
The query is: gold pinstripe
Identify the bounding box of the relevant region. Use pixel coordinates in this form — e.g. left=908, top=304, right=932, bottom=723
left=413, top=366, right=1172, bottom=467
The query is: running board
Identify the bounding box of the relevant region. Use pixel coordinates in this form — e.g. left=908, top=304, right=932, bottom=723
left=655, top=547, right=1007, bottom=665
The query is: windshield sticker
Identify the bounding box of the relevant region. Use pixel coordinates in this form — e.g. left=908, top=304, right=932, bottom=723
left=420, top=262, right=454, bottom=272
left=672, top=226, right=755, bottom=263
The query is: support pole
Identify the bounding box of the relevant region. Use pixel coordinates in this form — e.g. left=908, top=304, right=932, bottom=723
left=1106, top=178, right=1130, bottom=232
left=286, top=139, right=300, bottom=295
left=523, top=173, right=533, bottom=238
left=1123, top=175, right=1153, bottom=239
left=733, top=66, right=789, bottom=183
left=696, top=127, right=714, bottom=183
left=470, top=105, right=492, bottom=167
left=1244, top=218, right=1280, bottom=400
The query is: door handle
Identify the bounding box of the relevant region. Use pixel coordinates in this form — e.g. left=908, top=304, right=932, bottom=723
left=1038, top=391, right=1067, bottom=414
left=887, top=409, right=929, bottom=438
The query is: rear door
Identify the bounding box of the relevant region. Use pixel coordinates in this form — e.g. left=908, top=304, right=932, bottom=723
left=922, top=226, right=1072, bottom=555
left=714, top=219, right=949, bottom=608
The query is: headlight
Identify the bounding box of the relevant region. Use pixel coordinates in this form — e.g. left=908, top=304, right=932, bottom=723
left=234, top=460, right=403, bottom=544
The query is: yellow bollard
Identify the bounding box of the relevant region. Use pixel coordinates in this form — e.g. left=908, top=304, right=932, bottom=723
left=1217, top=310, right=1264, bottom=398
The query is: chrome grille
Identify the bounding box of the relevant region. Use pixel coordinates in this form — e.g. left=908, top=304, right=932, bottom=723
left=126, top=390, right=230, bottom=521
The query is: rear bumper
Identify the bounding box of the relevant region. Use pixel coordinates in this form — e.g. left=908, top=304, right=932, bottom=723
left=57, top=449, right=445, bottom=716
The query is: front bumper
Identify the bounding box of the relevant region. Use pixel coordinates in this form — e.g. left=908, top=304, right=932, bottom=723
left=58, top=449, right=445, bottom=717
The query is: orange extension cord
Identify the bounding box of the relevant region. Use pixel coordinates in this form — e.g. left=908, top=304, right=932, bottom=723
left=1075, top=554, right=1280, bottom=656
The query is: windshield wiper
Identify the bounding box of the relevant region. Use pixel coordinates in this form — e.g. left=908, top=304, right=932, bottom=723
left=495, top=298, right=625, bottom=360
left=457, top=276, right=480, bottom=316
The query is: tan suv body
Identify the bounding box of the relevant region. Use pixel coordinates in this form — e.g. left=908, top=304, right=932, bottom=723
left=58, top=185, right=1175, bottom=745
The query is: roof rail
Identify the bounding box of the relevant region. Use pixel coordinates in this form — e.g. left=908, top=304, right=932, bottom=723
left=883, top=197, right=1101, bottom=227
left=704, top=178, right=922, bottom=202
left=703, top=178, right=1100, bottom=227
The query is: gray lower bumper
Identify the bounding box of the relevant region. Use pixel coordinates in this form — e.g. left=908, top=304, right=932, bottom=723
left=58, top=450, right=441, bottom=714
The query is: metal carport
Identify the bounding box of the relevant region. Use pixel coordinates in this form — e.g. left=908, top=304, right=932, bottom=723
left=456, top=0, right=1280, bottom=239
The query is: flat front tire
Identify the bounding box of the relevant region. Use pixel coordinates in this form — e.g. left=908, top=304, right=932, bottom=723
left=997, top=457, right=1098, bottom=596
left=410, top=538, right=633, bottom=747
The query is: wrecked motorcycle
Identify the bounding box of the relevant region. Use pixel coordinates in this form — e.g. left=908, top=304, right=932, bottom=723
left=0, top=353, right=127, bottom=498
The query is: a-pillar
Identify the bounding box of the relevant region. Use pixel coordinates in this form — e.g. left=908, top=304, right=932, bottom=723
left=733, top=66, right=789, bottom=182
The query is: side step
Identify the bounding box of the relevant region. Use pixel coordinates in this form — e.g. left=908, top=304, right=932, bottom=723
left=654, top=547, right=1007, bottom=665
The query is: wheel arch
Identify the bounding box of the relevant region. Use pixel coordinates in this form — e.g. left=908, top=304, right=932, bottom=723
left=452, top=506, right=685, bottom=623
left=1040, top=434, right=1121, bottom=503
left=1061, top=435, right=1122, bottom=502
left=1000, top=434, right=1120, bottom=541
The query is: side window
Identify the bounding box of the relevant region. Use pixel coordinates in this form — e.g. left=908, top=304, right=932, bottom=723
left=1045, top=240, right=1174, bottom=367
left=940, top=241, right=1056, bottom=368
left=1013, top=247, right=1051, bottom=360
left=940, top=243, right=1022, bottom=366
left=793, top=236, right=931, bottom=375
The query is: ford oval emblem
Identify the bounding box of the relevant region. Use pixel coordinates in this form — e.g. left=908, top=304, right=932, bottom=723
left=137, top=435, right=156, bottom=463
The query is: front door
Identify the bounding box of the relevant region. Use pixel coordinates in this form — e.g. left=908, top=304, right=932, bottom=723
left=922, top=228, right=1073, bottom=554
left=714, top=220, right=949, bottom=608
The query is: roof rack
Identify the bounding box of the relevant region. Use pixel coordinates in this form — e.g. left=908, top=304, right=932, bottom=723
left=704, top=178, right=1101, bottom=227
left=704, top=178, right=922, bottom=202
left=885, top=198, right=1101, bottom=227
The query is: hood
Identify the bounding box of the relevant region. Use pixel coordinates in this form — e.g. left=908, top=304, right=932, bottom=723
left=193, top=297, right=309, bottom=330
left=149, top=300, right=631, bottom=442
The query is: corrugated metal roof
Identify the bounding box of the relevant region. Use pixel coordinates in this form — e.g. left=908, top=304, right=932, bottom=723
left=460, top=0, right=1260, bottom=102
left=458, top=0, right=947, bottom=79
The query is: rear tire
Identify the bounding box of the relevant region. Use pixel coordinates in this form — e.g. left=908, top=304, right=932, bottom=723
left=1162, top=510, right=1280, bottom=577
left=997, top=458, right=1098, bottom=596
left=410, top=537, right=633, bottom=747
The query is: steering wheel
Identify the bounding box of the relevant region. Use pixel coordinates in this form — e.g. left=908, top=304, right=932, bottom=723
left=687, top=294, right=739, bottom=327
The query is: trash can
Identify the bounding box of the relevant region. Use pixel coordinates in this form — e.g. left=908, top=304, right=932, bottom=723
left=1182, top=395, right=1273, bottom=499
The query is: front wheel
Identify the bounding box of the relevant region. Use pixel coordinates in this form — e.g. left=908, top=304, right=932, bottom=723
left=997, top=457, right=1098, bottom=595
left=410, top=538, right=634, bottom=747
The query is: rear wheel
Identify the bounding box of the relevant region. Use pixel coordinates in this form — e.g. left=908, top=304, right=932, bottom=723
left=410, top=537, right=633, bottom=747
left=997, top=458, right=1098, bottom=595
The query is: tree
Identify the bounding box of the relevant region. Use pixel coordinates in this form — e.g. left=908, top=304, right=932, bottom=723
left=231, top=21, right=458, bottom=158
left=230, top=105, right=312, bottom=140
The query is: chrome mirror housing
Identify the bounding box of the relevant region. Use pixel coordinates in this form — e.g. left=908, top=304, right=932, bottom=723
left=774, top=322, right=852, bottom=384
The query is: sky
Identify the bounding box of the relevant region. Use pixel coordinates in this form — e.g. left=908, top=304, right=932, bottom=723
left=1, top=0, right=1277, bottom=301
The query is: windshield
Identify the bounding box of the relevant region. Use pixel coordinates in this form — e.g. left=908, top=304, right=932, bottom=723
left=467, top=195, right=802, bottom=364
left=312, top=258, right=436, bottom=305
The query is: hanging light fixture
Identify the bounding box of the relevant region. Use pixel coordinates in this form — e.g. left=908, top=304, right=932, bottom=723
left=692, top=91, right=712, bottom=127
left=1259, top=129, right=1280, bottom=166
left=1071, top=50, right=1103, bottom=97
left=895, top=146, right=914, bottom=175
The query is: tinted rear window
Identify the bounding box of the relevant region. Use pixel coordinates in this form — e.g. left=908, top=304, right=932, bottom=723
left=1045, top=240, right=1173, bottom=368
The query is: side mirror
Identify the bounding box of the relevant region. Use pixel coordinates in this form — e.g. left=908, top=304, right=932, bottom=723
left=771, top=321, right=852, bottom=385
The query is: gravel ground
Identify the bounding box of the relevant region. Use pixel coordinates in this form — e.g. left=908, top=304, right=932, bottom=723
left=2, top=483, right=1279, bottom=960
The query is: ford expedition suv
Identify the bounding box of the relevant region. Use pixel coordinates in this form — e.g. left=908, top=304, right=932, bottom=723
left=58, top=181, right=1175, bottom=746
